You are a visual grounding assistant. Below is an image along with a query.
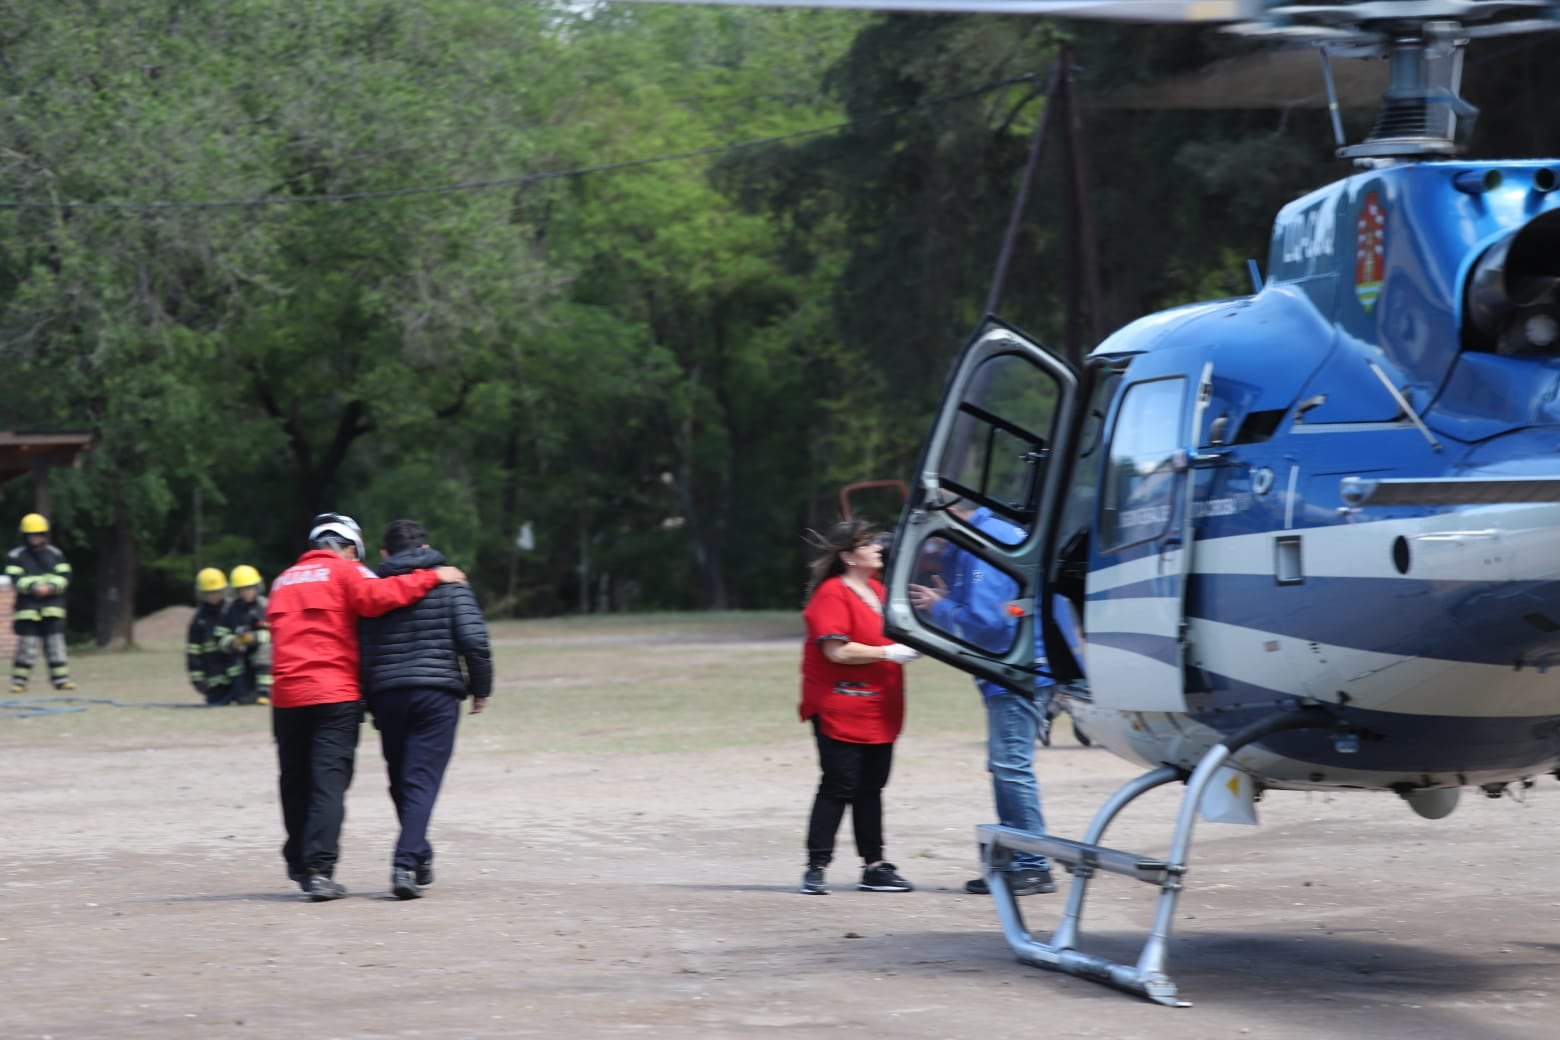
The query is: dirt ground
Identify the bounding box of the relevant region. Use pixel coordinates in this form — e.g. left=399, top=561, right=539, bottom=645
left=5, top=614, right=1560, bottom=1040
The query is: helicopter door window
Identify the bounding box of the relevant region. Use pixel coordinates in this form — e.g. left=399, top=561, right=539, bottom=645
left=1099, top=377, right=1187, bottom=551
left=934, top=353, right=1059, bottom=546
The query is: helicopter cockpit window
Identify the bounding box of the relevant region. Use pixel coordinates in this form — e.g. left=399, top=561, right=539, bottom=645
left=1099, top=377, right=1186, bottom=551
left=934, top=352, right=1060, bottom=546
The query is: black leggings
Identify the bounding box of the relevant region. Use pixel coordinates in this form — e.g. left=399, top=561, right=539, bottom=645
left=805, top=719, right=895, bottom=868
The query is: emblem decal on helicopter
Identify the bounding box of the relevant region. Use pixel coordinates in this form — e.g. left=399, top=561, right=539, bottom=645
left=1355, top=191, right=1385, bottom=312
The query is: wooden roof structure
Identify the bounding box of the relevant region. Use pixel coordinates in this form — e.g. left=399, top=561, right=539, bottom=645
left=0, top=432, right=93, bottom=511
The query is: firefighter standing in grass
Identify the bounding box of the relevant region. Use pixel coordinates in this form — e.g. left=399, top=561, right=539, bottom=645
left=221, top=565, right=272, bottom=706
left=187, top=568, right=240, bottom=705
left=6, top=513, right=74, bottom=693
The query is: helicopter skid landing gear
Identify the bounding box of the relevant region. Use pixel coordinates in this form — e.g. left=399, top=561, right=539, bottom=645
left=977, top=707, right=1336, bottom=1006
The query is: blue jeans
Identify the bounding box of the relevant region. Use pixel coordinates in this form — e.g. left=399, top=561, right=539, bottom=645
left=985, top=691, right=1048, bottom=872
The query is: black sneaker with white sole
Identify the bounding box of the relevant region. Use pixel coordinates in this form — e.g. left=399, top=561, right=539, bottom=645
left=858, top=862, right=913, bottom=892
left=800, top=866, right=829, bottom=895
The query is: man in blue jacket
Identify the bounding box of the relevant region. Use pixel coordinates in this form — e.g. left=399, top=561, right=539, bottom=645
left=360, top=519, right=493, bottom=900
left=909, top=504, right=1057, bottom=897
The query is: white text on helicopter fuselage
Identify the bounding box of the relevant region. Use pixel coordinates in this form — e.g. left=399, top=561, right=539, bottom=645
left=1279, top=197, right=1337, bottom=266
left=1121, top=497, right=1240, bottom=530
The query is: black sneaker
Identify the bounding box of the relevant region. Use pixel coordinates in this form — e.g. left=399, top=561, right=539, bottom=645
left=966, top=869, right=1057, bottom=896
left=306, top=873, right=347, bottom=902
left=1010, top=867, right=1057, bottom=896
left=859, top=862, right=913, bottom=892
left=800, top=866, right=829, bottom=895
left=415, top=861, right=434, bottom=887
left=391, top=869, right=422, bottom=900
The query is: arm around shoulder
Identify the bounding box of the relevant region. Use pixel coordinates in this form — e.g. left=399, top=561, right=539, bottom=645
left=344, top=563, right=441, bottom=618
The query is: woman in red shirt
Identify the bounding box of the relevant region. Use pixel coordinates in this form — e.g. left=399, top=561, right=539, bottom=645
left=798, top=519, right=920, bottom=896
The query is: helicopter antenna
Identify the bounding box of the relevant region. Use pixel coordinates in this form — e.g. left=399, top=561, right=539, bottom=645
left=1316, top=46, right=1347, bottom=150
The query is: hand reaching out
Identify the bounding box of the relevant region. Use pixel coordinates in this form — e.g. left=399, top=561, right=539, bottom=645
left=907, top=574, right=949, bottom=611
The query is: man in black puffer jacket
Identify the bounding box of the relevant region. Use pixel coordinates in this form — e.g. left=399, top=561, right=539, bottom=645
left=360, top=518, right=493, bottom=900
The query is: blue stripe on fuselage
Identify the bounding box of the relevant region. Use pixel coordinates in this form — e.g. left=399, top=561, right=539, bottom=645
left=1089, top=574, right=1560, bottom=666
left=1088, top=630, right=1180, bottom=668
left=1181, top=672, right=1560, bottom=776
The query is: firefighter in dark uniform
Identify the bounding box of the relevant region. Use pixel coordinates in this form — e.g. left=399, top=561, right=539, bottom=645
left=6, top=513, right=74, bottom=693
left=220, top=564, right=272, bottom=706
left=187, top=567, right=239, bottom=705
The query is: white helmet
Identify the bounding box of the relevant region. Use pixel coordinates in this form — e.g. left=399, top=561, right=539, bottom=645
left=308, top=512, right=365, bottom=560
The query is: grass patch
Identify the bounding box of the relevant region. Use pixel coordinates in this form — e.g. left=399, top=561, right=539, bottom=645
left=0, top=612, right=988, bottom=753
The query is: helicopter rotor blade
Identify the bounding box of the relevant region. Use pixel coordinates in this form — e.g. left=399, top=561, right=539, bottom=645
left=600, top=0, right=1270, bottom=22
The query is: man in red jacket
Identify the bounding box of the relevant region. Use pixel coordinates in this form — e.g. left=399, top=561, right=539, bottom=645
left=267, top=512, right=468, bottom=901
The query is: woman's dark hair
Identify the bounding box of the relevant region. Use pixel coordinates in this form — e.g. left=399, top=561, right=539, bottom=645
left=804, top=518, right=881, bottom=598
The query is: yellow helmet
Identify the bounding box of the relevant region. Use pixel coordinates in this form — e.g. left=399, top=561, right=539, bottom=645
left=19, top=513, right=48, bottom=535
left=230, top=564, right=263, bottom=589
left=195, top=567, right=229, bottom=593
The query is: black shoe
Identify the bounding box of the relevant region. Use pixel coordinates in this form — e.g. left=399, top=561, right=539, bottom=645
left=967, top=869, right=1057, bottom=896
left=415, top=861, right=434, bottom=887
left=859, top=862, right=913, bottom=892
left=391, top=869, right=422, bottom=900
left=306, top=873, right=347, bottom=902
left=800, top=866, right=829, bottom=895
left=1010, top=867, right=1057, bottom=896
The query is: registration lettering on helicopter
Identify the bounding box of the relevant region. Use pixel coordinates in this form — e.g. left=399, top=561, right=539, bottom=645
left=1118, top=497, right=1242, bottom=532
left=1278, top=193, right=1339, bottom=272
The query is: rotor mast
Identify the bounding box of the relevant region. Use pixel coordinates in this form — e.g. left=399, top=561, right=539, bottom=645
left=1227, top=1, right=1560, bottom=161
left=1336, top=25, right=1472, bottom=159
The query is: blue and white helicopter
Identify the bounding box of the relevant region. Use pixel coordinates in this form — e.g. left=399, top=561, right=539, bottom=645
left=877, top=0, right=1560, bottom=1007
left=624, top=0, right=1560, bottom=1006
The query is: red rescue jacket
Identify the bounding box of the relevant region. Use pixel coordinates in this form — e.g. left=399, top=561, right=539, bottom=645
left=266, top=549, right=440, bottom=709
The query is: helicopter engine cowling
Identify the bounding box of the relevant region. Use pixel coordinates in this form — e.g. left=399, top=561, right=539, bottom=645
left=1465, top=208, right=1560, bottom=357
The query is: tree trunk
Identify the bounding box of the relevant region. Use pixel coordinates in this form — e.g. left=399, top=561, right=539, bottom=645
left=93, top=494, right=138, bottom=649
left=113, top=497, right=139, bottom=648
left=92, top=523, right=117, bottom=649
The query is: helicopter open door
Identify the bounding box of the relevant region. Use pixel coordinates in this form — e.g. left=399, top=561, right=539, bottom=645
left=885, top=319, right=1080, bottom=694
left=1084, top=362, right=1213, bottom=714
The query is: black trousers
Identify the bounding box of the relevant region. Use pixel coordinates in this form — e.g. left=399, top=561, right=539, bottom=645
left=273, top=701, right=362, bottom=878
left=805, top=719, right=895, bottom=868
left=370, top=689, right=461, bottom=871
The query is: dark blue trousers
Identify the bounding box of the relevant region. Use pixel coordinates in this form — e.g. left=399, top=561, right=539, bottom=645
left=370, top=689, right=461, bottom=871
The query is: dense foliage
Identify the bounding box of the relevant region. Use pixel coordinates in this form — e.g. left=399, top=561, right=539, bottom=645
left=0, top=1, right=1547, bottom=641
